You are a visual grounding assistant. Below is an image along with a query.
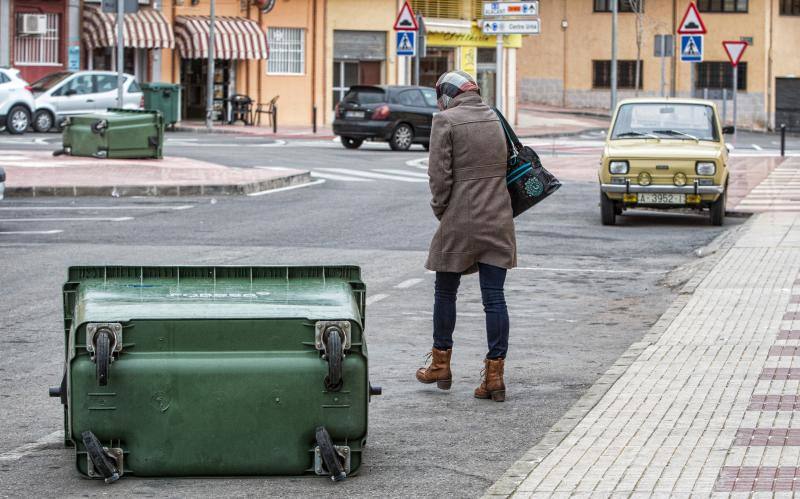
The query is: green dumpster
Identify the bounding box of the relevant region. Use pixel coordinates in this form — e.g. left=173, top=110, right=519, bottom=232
left=60, top=109, right=164, bottom=159
left=141, top=82, right=180, bottom=127
left=50, top=265, right=379, bottom=481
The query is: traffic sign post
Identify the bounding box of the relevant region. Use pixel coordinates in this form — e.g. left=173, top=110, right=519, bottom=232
left=677, top=2, right=707, bottom=99
left=723, top=40, right=748, bottom=142
left=654, top=34, right=674, bottom=97
left=394, top=0, right=418, bottom=85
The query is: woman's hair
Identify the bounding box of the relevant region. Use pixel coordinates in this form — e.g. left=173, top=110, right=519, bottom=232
left=435, top=71, right=480, bottom=110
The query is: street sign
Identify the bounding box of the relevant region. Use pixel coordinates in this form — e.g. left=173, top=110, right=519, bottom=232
left=723, top=40, right=748, bottom=67
left=393, top=1, right=418, bottom=31
left=482, top=19, right=540, bottom=35
left=677, top=2, right=706, bottom=34
left=680, top=34, right=703, bottom=62
left=654, top=34, right=674, bottom=57
left=101, top=0, right=138, bottom=14
left=482, top=1, right=539, bottom=17
left=396, top=31, right=416, bottom=56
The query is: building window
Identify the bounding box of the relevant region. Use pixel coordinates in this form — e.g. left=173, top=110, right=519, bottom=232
left=780, top=0, right=800, bottom=15
left=696, top=62, right=747, bottom=90
left=697, top=0, right=748, bottom=13
left=593, top=0, right=642, bottom=13
left=411, top=0, right=463, bottom=20
left=267, top=28, right=305, bottom=75
left=14, top=13, right=60, bottom=65
left=592, top=60, right=643, bottom=89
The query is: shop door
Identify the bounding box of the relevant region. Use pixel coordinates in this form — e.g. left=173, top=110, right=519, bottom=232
left=420, top=48, right=455, bottom=89
left=477, top=48, right=496, bottom=107
left=776, top=78, right=800, bottom=133
left=360, top=62, right=381, bottom=85
left=180, top=59, right=234, bottom=120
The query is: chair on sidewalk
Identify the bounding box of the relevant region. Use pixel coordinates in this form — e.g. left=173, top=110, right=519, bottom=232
left=254, top=95, right=280, bottom=127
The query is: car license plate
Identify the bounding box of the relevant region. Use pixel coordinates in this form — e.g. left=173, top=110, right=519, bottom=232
left=639, top=193, right=685, bottom=204
left=345, top=111, right=365, bottom=119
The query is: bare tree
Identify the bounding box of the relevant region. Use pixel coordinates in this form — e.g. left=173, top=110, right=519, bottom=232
left=628, top=0, right=645, bottom=97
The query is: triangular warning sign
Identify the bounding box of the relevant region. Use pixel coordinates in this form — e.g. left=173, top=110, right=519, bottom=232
left=683, top=37, right=700, bottom=56
left=723, top=41, right=748, bottom=67
left=677, top=3, right=707, bottom=34
left=394, top=1, right=418, bottom=31
left=398, top=33, right=413, bottom=50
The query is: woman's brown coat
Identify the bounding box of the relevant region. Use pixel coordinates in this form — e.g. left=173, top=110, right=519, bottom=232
left=425, top=91, right=517, bottom=274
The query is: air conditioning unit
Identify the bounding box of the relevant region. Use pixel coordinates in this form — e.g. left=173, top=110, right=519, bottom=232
left=18, top=14, right=48, bottom=35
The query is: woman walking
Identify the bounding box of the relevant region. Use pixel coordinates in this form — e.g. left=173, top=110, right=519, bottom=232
left=416, top=71, right=516, bottom=402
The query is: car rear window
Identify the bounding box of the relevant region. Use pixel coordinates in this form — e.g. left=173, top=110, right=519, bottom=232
left=343, top=89, right=385, bottom=105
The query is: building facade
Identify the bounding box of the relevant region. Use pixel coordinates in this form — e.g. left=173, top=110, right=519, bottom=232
left=518, top=0, right=800, bottom=130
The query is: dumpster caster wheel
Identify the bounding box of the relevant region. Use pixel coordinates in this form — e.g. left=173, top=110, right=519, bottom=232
left=315, top=427, right=346, bottom=482
left=323, top=328, right=343, bottom=392
left=81, top=431, right=121, bottom=484
left=94, top=329, right=112, bottom=387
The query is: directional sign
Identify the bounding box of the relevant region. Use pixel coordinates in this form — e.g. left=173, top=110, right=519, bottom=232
left=680, top=34, right=703, bottom=62
left=677, top=2, right=706, bottom=34
left=393, top=1, right=418, bottom=31
left=722, top=40, right=748, bottom=67
left=483, top=1, right=539, bottom=17
left=396, top=31, right=416, bottom=56
left=482, top=19, right=540, bottom=35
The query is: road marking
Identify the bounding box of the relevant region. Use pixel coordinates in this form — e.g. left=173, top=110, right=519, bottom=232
left=0, top=205, right=194, bottom=211
left=395, top=278, right=424, bottom=289
left=317, top=168, right=428, bottom=182
left=752, top=144, right=763, bottom=151
left=0, top=230, right=63, bottom=235
left=247, top=179, right=325, bottom=196
left=405, top=157, right=429, bottom=170
left=374, top=169, right=430, bottom=179
left=311, top=171, right=373, bottom=182
left=514, top=266, right=667, bottom=274
left=366, top=293, right=389, bottom=305
left=0, top=431, right=64, bottom=462
left=0, top=217, right=133, bottom=222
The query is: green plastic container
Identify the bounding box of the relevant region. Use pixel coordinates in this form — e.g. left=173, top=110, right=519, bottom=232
left=61, top=109, right=164, bottom=159
left=141, top=82, right=180, bottom=127
left=52, top=266, right=376, bottom=480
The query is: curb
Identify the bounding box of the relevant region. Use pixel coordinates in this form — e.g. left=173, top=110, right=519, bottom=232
left=172, top=126, right=336, bottom=140
left=5, top=171, right=312, bottom=198
left=481, top=218, right=749, bottom=498
left=516, top=127, right=606, bottom=139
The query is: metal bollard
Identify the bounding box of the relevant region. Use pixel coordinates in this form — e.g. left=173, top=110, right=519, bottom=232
left=722, top=88, right=727, bottom=124
left=313, top=106, right=317, bottom=134
left=781, top=124, right=786, bottom=157
left=273, top=105, right=277, bottom=134
left=703, top=87, right=708, bottom=100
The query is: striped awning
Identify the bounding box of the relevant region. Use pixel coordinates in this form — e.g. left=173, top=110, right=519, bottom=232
left=175, top=16, right=269, bottom=60
left=83, top=6, right=174, bottom=50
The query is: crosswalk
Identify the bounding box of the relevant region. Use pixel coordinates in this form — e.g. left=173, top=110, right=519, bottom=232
left=310, top=167, right=429, bottom=183
left=735, top=162, right=800, bottom=212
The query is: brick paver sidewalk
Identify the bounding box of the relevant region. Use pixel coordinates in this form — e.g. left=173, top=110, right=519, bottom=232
left=487, top=157, right=800, bottom=497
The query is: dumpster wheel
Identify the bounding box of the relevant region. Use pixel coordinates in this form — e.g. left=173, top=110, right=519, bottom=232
left=94, top=330, right=112, bottom=386
left=81, top=431, right=121, bottom=484
left=324, top=328, right=343, bottom=392
left=315, top=426, right=346, bottom=481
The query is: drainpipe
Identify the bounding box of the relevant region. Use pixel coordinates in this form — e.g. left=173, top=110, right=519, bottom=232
left=322, top=0, right=328, bottom=124
left=258, top=6, right=263, bottom=110
left=311, top=0, right=317, bottom=127
left=670, top=0, right=676, bottom=97
left=152, top=0, right=162, bottom=81
left=766, top=0, right=774, bottom=130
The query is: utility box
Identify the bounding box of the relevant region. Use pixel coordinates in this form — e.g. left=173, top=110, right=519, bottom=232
left=141, top=82, right=180, bottom=127
left=61, top=109, right=164, bottom=159
left=50, top=266, right=379, bottom=482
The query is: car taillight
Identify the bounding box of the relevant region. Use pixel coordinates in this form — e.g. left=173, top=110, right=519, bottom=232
left=139, top=96, right=144, bottom=108
left=372, top=105, right=390, bottom=120
left=335, top=102, right=341, bottom=118
left=24, top=85, right=33, bottom=92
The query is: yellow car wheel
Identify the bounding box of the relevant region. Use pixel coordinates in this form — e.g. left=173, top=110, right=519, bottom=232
left=600, top=192, right=616, bottom=226
left=710, top=188, right=726, bottom=226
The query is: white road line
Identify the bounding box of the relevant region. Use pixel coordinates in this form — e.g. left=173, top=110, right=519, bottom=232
left=374, top=169, right=430, bottom=179
left=0, top=205, right=194, bottom=211
left=311, top=171, right=373, bottom=182
left=247, top=179, right=325, bottom=196
left=514, top=266, right=667, bottom=274
left=0, top=217, right=133, bottom=222
left=395, top=278, right=424, bottom=289
left=0, top=230, right=63, bottom=235
left=405, top=157, right=429, bottom=170
left=366, top=293, right=389, bottom=305
left=317, top=168, right=428, bottom=183
left=0, top=431, right=64, bottom=462
left=752, top=144, right=763, bottom=151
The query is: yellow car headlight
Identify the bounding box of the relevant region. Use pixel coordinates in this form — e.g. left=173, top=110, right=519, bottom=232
left=638, top=172, right=652, bottom=186
left=609, top=161, right=629, bottom=174
left=674, top=172, right=687, bottom=186
left=696, top=162, right=716, bottom=175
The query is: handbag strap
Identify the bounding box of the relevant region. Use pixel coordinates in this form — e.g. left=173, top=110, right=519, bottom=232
left=492, top=107, right=522, bottom=158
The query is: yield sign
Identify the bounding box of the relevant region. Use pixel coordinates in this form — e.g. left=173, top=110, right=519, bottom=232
left=394, top=1, right=418, bottom=31
left=722, top=40, right=748, bottom=67
left=677, top=2, right=707, bottom=34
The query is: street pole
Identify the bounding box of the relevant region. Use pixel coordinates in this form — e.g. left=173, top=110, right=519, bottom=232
left=732, top=65, right=738, bottom=144
left=414, top=14, right=421, bottom=86
left=205, top=0, right=216, bottom=130
left=610, top=0, right=618, bottom=112
left=690, top=63, right=695, bottom=98
left=660, top=35, right=666, bottom=97
left=496, top=34, right=503, bottom=112
left=116, top=0, right=124, bottom=107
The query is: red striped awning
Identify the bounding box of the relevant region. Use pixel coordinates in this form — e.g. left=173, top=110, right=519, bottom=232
left=83, top=5, right=174, bottom=50
left=175, top=16, right=269, bottom=60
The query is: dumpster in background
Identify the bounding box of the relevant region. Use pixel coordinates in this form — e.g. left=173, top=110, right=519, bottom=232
left=141, top=82, right=180, bottom=128
left=50, top=265, right=380, bottom=482
left=60, top=109, right=164, bottom=159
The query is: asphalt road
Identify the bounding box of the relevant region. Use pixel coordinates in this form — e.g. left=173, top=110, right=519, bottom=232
left=0, top=133, right=744, bottom=497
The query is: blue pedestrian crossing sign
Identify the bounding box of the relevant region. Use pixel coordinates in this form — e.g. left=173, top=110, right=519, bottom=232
left=396, top=31, right=416, bottom=57
left=680, top=34, right=703, bottom=62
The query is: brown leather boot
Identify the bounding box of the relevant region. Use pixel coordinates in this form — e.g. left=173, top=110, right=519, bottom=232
left=474, top=358, right=506, bottom=402
left=415, top=348, right=453, bottom=390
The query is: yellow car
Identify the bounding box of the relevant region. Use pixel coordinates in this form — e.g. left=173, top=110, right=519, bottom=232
left=599, top=98, right=733, bottom=226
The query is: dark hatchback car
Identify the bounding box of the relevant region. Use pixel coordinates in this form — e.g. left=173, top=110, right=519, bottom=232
left=333, top=85, right=438, bottom=151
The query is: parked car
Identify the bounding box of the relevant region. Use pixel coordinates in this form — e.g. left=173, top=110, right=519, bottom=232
left=333, top=85, right=438, bottom=151
left=598, top=98, right=733, bottom=226
left=29, top=71, right=143, bottom=132
left=0, top=67, right=35, bottom=135
left=0, top=167, right=5, bottom=201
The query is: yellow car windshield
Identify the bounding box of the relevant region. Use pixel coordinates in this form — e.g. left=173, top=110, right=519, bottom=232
left=611, top=103, right=718, bottom=142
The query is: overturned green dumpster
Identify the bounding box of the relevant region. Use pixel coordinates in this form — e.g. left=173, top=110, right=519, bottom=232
left=59, top=109, right=164, bottom=159
left=50, top=266, right=380, bottom=482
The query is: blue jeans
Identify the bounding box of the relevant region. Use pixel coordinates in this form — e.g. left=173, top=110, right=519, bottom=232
left=433, top=263, right=509, bottom=359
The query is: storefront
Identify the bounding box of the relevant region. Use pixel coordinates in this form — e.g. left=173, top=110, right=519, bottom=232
left=331, top=30, right=387, bottom=109
left=10, top=0, right=68, bottom=83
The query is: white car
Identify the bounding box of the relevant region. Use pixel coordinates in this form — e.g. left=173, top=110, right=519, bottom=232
left=29, top=71, right=143, bottom=132
left=0, top=68, right=35, bottom=134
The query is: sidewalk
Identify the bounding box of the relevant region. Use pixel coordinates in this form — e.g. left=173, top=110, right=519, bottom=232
left=175, top=121, right=336, bottom=140
left=486, top=157, right=800, bottom=497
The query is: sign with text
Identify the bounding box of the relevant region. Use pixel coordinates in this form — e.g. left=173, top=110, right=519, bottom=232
left=482, top=1, right=539, bottom=17
left=482, top=19, right=540, bottom=35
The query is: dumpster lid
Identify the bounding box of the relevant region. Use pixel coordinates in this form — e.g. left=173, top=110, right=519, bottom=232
left=141, top=82, right=181, bottom=90
left=64, top=266, right=365, bottom=326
